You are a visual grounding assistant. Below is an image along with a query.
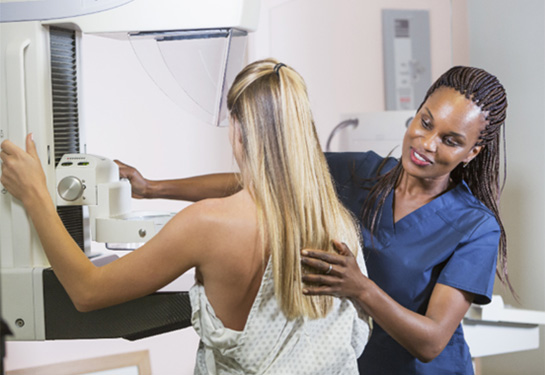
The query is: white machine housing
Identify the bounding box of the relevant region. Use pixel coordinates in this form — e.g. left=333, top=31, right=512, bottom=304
left=56, top=154, right=174, bottom=246
left=0, top=0, right=260, bottom=341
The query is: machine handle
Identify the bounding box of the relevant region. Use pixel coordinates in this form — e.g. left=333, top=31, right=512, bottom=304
left=5, top=38, right=31, bottom=147
left=4, top=38, right=34, bottom=268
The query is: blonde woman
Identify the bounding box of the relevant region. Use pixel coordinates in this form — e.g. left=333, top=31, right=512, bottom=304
left=1, top=59, right=368, bottom=374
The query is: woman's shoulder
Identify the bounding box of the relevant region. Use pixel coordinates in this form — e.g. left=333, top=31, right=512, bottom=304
left=186, top=190, right=255, bottom=225
left=170, top=191, right=257, bottom=250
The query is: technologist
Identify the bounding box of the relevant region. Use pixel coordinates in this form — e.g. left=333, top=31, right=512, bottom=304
left=115, top=65, right=513, bottom=374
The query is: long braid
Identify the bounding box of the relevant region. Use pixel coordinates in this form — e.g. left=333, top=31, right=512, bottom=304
left=363, top=66, right=515, bottom=297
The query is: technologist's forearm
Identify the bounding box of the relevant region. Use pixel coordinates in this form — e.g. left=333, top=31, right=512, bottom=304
left=145, top=173, right=242, bottom=201
left=354, top=281, right=454, bottom=363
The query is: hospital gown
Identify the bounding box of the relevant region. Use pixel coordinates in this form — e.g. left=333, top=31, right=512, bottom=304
left=326, top=151, right=499, bottom=375
left=189, top=251, right=370, bottom=375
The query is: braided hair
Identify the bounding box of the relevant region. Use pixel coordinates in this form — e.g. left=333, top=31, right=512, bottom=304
left=362, top=66, right=514, bottom=295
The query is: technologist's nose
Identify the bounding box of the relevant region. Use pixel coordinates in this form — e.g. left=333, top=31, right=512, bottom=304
left=422, top=132, right=438, bottom=152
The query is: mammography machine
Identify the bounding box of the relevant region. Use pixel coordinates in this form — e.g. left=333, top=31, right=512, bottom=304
left=0, top=0, right=260, bottom=342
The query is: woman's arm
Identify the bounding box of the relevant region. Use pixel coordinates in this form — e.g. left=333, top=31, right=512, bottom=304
left=301, top=240, right=473, bottom=363
left=114, top=160, right=241, bottom=201
left=0, top=135, right=210, bottom=311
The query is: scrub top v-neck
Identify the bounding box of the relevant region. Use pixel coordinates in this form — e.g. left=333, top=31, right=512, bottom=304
left=325, top=151, right=499, bottom=375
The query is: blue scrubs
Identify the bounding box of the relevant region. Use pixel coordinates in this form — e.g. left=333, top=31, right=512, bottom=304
left=325, top=151, right=499, bottom=375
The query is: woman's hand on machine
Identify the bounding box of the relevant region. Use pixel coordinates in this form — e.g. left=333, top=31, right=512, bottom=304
left=0, top=133, right=47, bottom=205
left=301, top=239, right=368, bottom=301
left=114, top=159, right=150, bottom=199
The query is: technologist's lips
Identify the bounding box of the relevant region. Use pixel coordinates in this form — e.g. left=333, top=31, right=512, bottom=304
left=409, top=148, right=432, bottom=167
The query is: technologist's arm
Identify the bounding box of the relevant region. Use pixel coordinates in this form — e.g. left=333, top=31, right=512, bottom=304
left=114, top=160, right=241, bottom=201
left=0, top=135, right=209, bottom=312
left=301, top=240, right=473, bottom=363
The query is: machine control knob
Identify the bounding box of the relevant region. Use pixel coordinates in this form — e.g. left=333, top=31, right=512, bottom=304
left=58, top=176, right=84, bottom=201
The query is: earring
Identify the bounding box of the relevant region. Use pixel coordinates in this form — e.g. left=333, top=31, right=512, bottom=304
left=463, top=161, right=469, bottom=168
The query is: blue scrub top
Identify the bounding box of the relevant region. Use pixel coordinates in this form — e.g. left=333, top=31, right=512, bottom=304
left=325, top=151, right=499, bottom=375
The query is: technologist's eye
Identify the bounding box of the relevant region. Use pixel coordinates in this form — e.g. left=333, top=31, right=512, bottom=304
left=443, top=137, right=460, bottom=147
left=420, top=118, right=432, bottom=130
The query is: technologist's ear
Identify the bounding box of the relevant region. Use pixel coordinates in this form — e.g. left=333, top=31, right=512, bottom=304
left=463, top=145, right=483, bottom=165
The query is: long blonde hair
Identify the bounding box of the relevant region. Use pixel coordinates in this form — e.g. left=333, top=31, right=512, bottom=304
left=227, top=59, right=360, bottom=319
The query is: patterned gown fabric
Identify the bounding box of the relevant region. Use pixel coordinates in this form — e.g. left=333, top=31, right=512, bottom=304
left=190, top=250, right=369, bottom=375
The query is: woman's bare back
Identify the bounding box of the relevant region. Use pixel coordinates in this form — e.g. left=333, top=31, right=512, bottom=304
left=192, top=189, right=266, bottom=331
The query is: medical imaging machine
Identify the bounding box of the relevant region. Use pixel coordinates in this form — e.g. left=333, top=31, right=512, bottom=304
left=0, top=0, right=259, bottom=341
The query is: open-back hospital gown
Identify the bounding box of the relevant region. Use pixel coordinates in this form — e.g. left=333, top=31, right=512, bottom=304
left=326, top=151, right=499, bottom=375
left=190, top=250, right=370, bottom=375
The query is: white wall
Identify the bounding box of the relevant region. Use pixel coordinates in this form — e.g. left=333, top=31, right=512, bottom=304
left=248, top=0, right=454, bottom=149
left=467, top=0, right=545, bottom=374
